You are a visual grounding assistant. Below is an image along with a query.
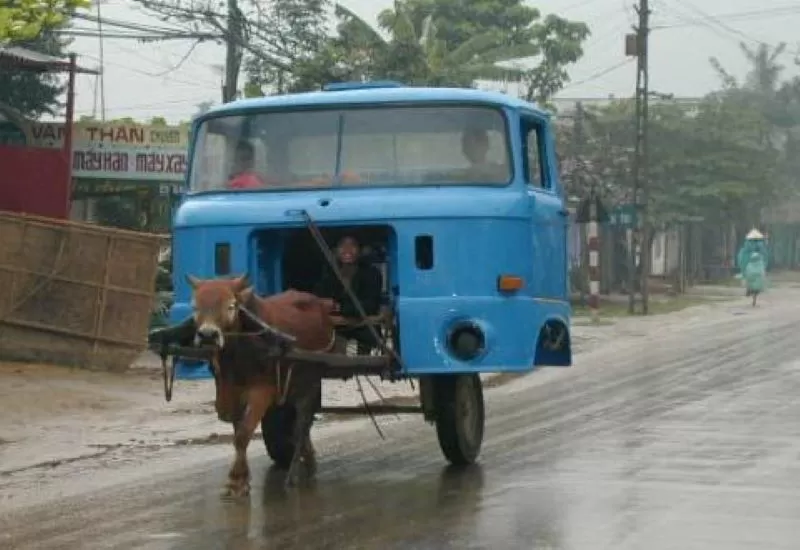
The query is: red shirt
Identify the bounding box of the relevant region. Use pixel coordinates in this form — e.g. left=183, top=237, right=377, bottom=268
left=227, top=172, right=265, bottom=189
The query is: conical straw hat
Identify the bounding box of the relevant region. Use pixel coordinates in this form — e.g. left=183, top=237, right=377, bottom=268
left=746, top=228, right=764, bottom=240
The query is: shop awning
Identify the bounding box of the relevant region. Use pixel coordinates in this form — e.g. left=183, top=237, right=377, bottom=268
left=0, top=46, right=99, bottom=74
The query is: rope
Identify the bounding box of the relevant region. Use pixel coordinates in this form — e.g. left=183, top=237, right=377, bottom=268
left=274, top=329, right=336, bottom=406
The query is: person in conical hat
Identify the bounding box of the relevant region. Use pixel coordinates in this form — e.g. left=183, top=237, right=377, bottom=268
left=736, top=227, right=769, bottom=286
left=744, top=250, right=766, bottom=299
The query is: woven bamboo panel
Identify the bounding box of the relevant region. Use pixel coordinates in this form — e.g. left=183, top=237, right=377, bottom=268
left=0, top=211, right=166, bottom=371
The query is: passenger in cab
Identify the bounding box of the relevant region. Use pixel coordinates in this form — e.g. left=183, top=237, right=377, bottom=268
left=227, top=141, right=265, bottom=189
left=313, top=235, right=383, bottom=354
left=460, top=126, right=508, bottom=182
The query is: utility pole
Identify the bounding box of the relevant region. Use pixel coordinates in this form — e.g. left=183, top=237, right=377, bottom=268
left=222, top=0, right=243, bottom=103
left=575, top=103, right=601, bottom=322
left=574, top=102, right=608, bottom=321
left=625, top=0, right=650, bottom=314
left=95, top=0, right=106, bottom=120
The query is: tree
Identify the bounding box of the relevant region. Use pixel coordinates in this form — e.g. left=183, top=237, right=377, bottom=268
left=0, top=28, right=70, bottom=118
left=243, top=0, right=330, bottom=95
left=371, top=0, right=590, bottom=103
left=0, top=0, right=88, bottom=42
left=563, top=94, right=778, bottom=239
left=326, top=1, right=568, bottom=88
left=133, top=0, right=333, bottom=99
left=522, top=14, right=590, bottom=106
left=710, top=42, right=800, bottom=227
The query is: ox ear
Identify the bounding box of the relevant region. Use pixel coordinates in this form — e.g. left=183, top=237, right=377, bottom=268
left=185, top=274, right=201, bottom=289
left=238, top=285, right=255, bottom=305
left=231, top=273, right=250, bottom=292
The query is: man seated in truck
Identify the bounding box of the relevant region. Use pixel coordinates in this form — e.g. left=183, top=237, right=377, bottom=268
left=227, top=140, right=266, bottom=189
left=313, top=235, right=384, bottom=355
left=460, top=126, right=509, bottom=183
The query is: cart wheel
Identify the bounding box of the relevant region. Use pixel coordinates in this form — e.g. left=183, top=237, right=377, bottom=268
left=434, top=374, right=485, bottom=466
left=261, top=405, right=296, bottom=469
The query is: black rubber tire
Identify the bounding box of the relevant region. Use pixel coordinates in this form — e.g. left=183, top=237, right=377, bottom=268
left=433, top=374, right=485, bottom=466
left=261, top=405, right=296, bottom=470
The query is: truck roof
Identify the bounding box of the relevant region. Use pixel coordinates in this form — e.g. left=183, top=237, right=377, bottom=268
left=202, top=86, right=549, bottom=119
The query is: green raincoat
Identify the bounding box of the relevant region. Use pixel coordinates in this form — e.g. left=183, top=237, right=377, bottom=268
left=744, top=252, right=766, bottom=294
left=737, top=230, right=769, bottom=274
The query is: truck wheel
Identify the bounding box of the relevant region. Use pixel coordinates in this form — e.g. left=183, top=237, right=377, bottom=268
left=433, top=374, right=485, bottom=466
left=261, top=405, right=296, bottom=469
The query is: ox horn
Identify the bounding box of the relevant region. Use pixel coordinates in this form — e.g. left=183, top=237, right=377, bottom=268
left=231, top=273, right=251, bottom=291
left=185, top=274, right=201, bottom=288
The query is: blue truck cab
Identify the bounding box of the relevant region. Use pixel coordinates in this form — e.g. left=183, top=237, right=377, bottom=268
left=170, top=82, right=572, bottom=378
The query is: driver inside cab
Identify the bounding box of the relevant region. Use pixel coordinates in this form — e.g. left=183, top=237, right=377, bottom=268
left=227, top=140, right=266, bottom=189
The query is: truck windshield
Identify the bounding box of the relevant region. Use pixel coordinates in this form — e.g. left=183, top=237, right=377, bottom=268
left=189, top=105, right=511, bottom=191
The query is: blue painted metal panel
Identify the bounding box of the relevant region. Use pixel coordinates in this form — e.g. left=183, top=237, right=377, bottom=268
left=173, top=187, right=528, bottom=228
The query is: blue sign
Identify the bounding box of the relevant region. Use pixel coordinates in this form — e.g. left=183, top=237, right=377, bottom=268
left=609, top=204, right=637, bottom=227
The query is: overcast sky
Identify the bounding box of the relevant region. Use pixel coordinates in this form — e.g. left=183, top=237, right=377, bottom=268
left=64, top=0, right=800, bottom=123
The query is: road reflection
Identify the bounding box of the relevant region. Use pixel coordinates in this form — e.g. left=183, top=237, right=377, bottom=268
left=253, top=464, right=486, bottom=549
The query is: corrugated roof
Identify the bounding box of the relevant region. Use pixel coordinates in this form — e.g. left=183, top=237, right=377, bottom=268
left=0, top=46, right=99, bottom=74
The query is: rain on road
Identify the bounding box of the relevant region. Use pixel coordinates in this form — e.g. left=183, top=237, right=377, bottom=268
left=2, top=291, right=799, bottom=550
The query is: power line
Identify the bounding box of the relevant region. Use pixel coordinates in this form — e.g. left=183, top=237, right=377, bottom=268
left=669, top=0, right=761, bottom=44
left=561, top=59, right=635, bottom=92
left=77, top=52, right=217, bottom=88
left=73, top=12, right=198, bottom=38
left=654, top=5, right=800, bottom=28
left=74, top=95, right=215, bottom=115
left=54, top=28, right=217, bottom=41
left=656, top=0, right=784, bottom=52
left=149, top=40, right=203, bottom=77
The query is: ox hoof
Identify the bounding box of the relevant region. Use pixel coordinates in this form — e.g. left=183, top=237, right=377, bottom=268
left=222, top=479, right=250, bottom=499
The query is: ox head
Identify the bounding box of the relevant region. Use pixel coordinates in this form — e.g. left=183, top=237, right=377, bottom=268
left=186, top=273, right=253, bottom=349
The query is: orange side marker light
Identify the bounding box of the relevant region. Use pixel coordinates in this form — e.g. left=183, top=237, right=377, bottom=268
left=498, top=275, right=524, bottom=292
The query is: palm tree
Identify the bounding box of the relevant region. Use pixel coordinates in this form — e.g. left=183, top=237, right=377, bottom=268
left=331, top=2, right=538, bottom=87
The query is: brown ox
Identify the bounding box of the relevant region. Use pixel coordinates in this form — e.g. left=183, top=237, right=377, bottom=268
left=186, top=274, right=336, bottom=497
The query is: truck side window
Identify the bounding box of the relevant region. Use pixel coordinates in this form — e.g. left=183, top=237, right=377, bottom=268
left=521, top=117, right=547, bottom=189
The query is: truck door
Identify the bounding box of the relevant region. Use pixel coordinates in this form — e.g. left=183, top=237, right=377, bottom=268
left=521, top=114, right=569, bottom=302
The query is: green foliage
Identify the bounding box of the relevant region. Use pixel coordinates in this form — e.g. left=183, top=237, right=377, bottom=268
left=0, top=0, right=88, bottom=42
left=565, top=41, right=793, bottom=233
left=0, top=28, right=69, bottom=118
left=320, top=0, right=589, bottom=97
left=243, top=0, right=331, bottom=95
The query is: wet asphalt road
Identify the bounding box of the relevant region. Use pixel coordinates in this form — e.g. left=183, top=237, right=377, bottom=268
left=3, top=294, right=800, bottom=550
